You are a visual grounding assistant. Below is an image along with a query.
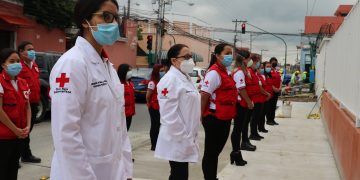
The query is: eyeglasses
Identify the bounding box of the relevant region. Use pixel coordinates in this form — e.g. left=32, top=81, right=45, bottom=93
left=176, top=54, right=193, bottom=60
left=93, top=11, right=122, bottom=24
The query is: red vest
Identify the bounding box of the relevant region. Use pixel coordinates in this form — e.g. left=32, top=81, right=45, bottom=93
left=271, top=69, right=281, bottom=89
left=263, top=75, right=274, bottom=96
left=0, top=72, right=29, bottom=139
left=122, top=81, right=135, bottom=117
left=18, top=60, right=40, bottom=103
left=240, top=68, right=261, bottom=107
left=149, top=81, right=159, bottom=110
left=204, top=63, right=237, bottom=120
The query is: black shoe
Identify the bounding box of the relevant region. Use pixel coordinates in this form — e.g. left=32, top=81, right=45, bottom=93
left=267, top=121, right=276, bottom=126
left=273, top=121, right=279, bottom=125
left=241, top=142, right=256, bottom=151
left=230, top=151, right=247, bottom=166
left=21, top=155, right=41, bottom=163
left=256, top=134, right=264, bottom=139
left=259, top=129, right=268, bottom=133
left=249, top=134, right=262, bottom=141
left=151, top=146, right=155, bottom=151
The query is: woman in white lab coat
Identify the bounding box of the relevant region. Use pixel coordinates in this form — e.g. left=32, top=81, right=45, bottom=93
left=49, top=0, right=132, bottom=179
left=155, top=44, right=201, bottom=180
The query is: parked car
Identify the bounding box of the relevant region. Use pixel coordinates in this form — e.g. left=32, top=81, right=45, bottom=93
left=34, top=52, right=62, bottom=122
left=132, top=68, right=151, bottom=102
left=188, top=67, right=206, bottom=90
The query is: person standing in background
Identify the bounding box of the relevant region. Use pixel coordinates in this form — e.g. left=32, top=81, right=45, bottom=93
left=17, top=41, right=41, bottom=163
left=267, top=57, right=281, bottom=126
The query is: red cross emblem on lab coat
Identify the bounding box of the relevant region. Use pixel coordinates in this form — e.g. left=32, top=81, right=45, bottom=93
left=204, top=80, right=209, bottom=86
left=161, top=88, right=169, bottom=96
left=56, top=73, right=70, bottom=88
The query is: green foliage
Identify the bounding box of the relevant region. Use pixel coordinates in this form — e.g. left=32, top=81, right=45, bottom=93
left=23, top=0, right=75, bottom=29
left=137, top=26, right=143, bottom=41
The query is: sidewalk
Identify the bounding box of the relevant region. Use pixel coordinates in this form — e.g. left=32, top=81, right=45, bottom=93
left=218, top=102, right=340, bottom=180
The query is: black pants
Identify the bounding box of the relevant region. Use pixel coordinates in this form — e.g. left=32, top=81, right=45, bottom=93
left=250, top=103, right=264, bottom=136
left=169, top=161, right=189, bottom=180
left=267, top=93, right=279, bottom=123
left=231, top=103, right=245, bottom=151
left=260, top=101, right=271, bottom=130
left=149, top=107, right=160, bottom=149
left=126, top=116, right=132, bottom=131
left=202, top=115, right=231, bottom=180
left=20, top=103, right=38, bottom=158
left=0, top=139, right=20, bottom=180
left=242, top=107, right=253, bottom=143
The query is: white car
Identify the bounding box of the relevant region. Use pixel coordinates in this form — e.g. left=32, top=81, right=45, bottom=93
left=188, top=67, right=206, bottom=90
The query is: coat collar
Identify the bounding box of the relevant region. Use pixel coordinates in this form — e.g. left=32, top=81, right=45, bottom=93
left=2, top=71, right=18, bottom=81
left=75, top=36, right=109, bottom=64
left=169, top=66, right=190, bottom=82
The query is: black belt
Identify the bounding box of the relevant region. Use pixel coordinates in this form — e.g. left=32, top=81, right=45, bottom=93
left=209, top=109, right=216, bottom=113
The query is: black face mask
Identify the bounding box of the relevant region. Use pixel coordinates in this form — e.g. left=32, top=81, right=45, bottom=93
left=272, top=63, right=277, bottom=68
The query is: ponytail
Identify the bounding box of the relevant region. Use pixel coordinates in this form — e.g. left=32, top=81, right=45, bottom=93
left=208, top=53, right=217, bottom=70
left=207, top=43, right=231, bottom=70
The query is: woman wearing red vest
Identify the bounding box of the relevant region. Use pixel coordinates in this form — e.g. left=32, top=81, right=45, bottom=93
left=267, top=57, right=282, bottom=125
left=146, top=64, right=164, bottom=151
left=118, top=64, right=135, bottom=131
left=257, top=62, right=273, bottom=133
left=201, top=43, right=237, bottom=180
left=0, top=48, right=31, bottom=180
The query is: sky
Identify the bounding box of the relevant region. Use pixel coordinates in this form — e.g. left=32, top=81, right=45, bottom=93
left=118, top=0, right=359, bottom=64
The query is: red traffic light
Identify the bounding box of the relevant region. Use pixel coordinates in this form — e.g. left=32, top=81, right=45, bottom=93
left=242, top=23, right=246, bottom=28
left=147, top=35, right=153, bottom=40
left=241, top=23, right=246, bottom=34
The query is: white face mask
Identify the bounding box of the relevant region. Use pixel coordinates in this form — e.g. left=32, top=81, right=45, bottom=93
left=247, top=60, right=254, bottom=68
left=180, top=58, right=195, bottom=74
left=126, top=71, right=133, bottom=80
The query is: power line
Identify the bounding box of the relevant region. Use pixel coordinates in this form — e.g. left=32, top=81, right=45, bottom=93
left=310, top=0, right=317, bottom=16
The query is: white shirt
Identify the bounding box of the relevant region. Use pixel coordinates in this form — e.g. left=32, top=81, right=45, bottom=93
left=148, top=81, right=156, bottom=90
left=155, top=66, right=201, bottom=163
left=49, top=37, right=132, bottom=180
left=201, top=70, right=221, bottom=110
left=0, top=80, right=18, bottom=93
left=233, top=69, right=246, bottom=101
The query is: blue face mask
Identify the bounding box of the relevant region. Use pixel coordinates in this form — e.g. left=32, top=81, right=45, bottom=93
left=6, top=63, right=22, bottom=77
left=260, top=69, right=265, bottom=74
left=88, top=21, right=120, bottom=46
left=265, top=67, right=272, bottom=73
left=221, top=55, right=233, bottom=67
left=27, top=50, right=36, bottom=61
left=256, top=62, right=261, bottom=69
left=160, top=72, right=165, bottom=78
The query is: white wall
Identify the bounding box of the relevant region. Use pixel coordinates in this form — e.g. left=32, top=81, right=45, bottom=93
left=316, top=2, right=360, bottom=118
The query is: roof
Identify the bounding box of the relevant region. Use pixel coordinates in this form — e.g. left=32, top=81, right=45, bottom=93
left=334, top=5, right=353, bottom=16
left=304, top=16, right=344, bottom=34
left=0, top=13, right=34, bottom=27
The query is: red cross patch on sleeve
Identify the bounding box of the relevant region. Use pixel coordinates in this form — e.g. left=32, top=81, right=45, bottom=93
left=159, top=88, right=169, bottom=99
left=54, top=73, right=72, bottom=94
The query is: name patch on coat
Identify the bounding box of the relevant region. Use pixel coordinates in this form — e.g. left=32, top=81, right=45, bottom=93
left=91, top=80, right=108, bottom=88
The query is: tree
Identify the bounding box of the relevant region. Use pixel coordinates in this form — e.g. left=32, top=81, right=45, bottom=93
left=22, top=0, right=75, bottom=29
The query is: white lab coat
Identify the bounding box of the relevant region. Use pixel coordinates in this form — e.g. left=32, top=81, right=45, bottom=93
left=49, top=37, right=132, bottom=180
left=154, top=66, right=201, bottom=163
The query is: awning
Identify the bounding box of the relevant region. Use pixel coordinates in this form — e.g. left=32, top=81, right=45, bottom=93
left=0, top=14, right=34, bottom=27
left=158, top=51, right=204, bottom=62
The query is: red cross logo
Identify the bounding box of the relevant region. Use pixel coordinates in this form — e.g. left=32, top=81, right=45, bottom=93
left=56, top=73, right=70, bottom=88
left=161, top=88, right=169, bottom=96
left=205, top=80, right=209, bottom=86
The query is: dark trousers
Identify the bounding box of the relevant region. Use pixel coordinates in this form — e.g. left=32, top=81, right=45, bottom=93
left=259, top=101, right=271, bottom=130
left=169, top=161, right=189, bottom=180
left=20, top=103, right=38, bottom=158
left=231, top=103, right=245, bottom=151
left=242, top=107, right=253, bottom=143
left=126, top=116, right=133, bottom=131
left=148, top=107, right=160, bottom=149
left=202, top=115, right=231, bottom=180
left=267, top=93, right=279, bottom=123
left=0, top=139, right=20, bottom=180
left=250, top=103, right=264, bottom=135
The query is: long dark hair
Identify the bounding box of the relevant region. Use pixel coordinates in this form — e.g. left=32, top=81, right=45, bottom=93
left=117, top=63, right=130, bottom=83
left=151, top=64, right=163, bottom=82
left=234, top=49, right=250, bottom=73
left=208, top=43, right=231, bottom=69
left=74, top=0, right=119, bottom=37
left=0, top=48, right=18, bottom=72
left=164, top=44, right=189, bottom=68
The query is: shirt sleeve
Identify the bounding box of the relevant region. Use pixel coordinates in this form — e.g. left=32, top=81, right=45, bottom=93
left=0, top=83, right=3, bottom=96
left=148, top=81, right=155, bottom=90
left=233, top=71, right=246, bottom=90
left=200, top=70, right=221, bottom=94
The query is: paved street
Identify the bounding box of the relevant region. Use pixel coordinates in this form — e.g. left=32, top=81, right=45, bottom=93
left=18, top=102, right=340, bottom=180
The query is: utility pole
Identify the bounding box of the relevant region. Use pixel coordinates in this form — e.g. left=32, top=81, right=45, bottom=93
left=232, top=19, right=247, bottom=51
left=127, top=0, right=130, bottom=18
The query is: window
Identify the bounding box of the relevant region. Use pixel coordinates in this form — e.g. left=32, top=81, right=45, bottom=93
left=188, top=70, right=199, bottom=77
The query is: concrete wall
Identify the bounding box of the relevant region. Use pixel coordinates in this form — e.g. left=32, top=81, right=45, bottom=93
left=316, top=2, right=360, bottom=180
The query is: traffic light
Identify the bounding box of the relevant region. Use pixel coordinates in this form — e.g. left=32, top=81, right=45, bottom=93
left=147, top=35, right=153, bottom=51
left=241, top=23, right=246, bottom=34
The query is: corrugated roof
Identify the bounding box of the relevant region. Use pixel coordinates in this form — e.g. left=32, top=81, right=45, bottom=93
left=334, top=5, right=353, bottom=16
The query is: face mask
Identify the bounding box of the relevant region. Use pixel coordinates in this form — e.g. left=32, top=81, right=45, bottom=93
left=247, top=60, right=253, bottom=68
left=260, top=69, right=265, bottom=74
left=126, top=71, right=132, bottom=80
left=159, top=72, right=165, bottom=78
left=265, top=67, right=272, bottom=73
left=255, top=62, right=261, bottom=69
left=87, top=21, right=120, bottom=46
left=27, top=50, right=36, bottom=61
left=6, top=63, right=22, bottom=77
left=180, top=58, right=195, bottom=74
left=272, top=63, right=277, bottom=68
left=221, top=55, right=233, bottom=67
